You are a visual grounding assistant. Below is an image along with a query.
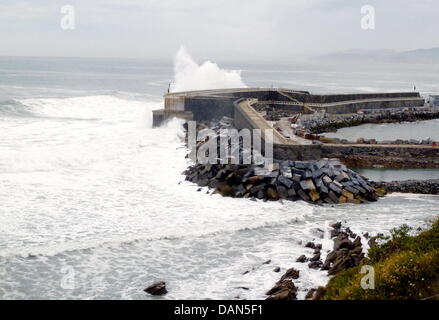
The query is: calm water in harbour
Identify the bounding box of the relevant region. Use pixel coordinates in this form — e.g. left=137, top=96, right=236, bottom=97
left=323, top=120, right=439, bottom=141
left=1, top=57, right=438, bottom=299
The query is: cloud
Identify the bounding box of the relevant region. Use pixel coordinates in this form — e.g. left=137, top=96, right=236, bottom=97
left=0, top=0, right=438, bottom=59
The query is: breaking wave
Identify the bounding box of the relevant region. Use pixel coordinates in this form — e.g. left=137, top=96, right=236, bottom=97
left=171, top=46, right=246, bottom=92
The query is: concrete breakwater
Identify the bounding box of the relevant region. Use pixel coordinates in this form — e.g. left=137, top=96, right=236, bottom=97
left=183, top=159, right=379, bottom=205
left=370, top=179, right=439, bottom=195
left=155, top=88, right=439, bottom=169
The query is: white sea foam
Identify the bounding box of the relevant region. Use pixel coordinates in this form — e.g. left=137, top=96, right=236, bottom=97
left=171, top=46, right=246, bottom=92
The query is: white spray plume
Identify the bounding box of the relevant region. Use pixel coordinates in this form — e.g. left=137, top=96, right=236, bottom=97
left=171, top=46, right=246, bottom=92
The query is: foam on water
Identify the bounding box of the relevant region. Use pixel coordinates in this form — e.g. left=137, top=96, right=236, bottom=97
left=1, top=94, right=438, bottom=299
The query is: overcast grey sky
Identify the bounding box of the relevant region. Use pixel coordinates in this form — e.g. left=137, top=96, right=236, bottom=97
left=1, top=0, right=438, bottom=61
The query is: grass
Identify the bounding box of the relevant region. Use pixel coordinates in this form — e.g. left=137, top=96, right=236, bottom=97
left=319, top=217, right=439, bottom=300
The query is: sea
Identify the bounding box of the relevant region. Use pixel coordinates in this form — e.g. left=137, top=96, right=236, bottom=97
left=1, top=54, right=438, bottom=299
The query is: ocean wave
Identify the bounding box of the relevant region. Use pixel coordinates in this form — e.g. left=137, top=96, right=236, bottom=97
left=0, top=95, right=161, bottom=122
left=0, top=99, right=36, bottom=118
left=0, top=212, right=308, bottom=259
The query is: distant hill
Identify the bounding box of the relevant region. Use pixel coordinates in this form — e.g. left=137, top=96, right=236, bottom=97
left=395, top=48, right=439, bottom=63
left=318, top=48, right=439, bottom=64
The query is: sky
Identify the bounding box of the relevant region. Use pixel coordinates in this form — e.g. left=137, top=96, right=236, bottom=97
left=1, top=0, right=439, bottom=61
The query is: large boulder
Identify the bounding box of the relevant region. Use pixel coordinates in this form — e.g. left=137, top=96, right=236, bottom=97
left=144, top=281, right=168, bottom=296
left=266, top=280, right=297, bottom=300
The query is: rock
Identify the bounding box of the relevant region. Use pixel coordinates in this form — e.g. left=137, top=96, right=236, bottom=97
left=309, top=190, right=320, bottom=202
left=335, top=172, right=349, bottom=182
left=353, top=236, right=362, bottom=248
left=276, top=185, right=288, bottom=199
left=328, top=249, right=364, bottom=275
left=296, top=254, right=308, bottom=263
left=305, top=242, right=316, bottom=249
left=300, top=179, right=316, bottom=191
left=305, top=288, right=316, bottom=300
left=294, top=161, right=310, bottom=170
left=329, top=183, right=342, bottom=194
left=328, top=191, right=339, bottom=203
left=273, top=267, right=281, bottom=272
left=279, top=267, right=300, bottom=281
left=341, top=189, right=354, bottom=200
left=266, top=188, right=278, bottom=200
left=331, top=222, right=342, bottom=229
left=333, top=180, right=343, bottom=189
left=321, top=260, right=331, bottom=271
left=262, top=259, right=271, bottom=264
left=310, top=252, right=321, bottom=261
left=308, top=260, right=323, bottom=269
left=292, top=173, right=302, bottom=182
left=278, top=175, right=293, bottom=188
left=297, top=189, right=311, bottom=201
left=144, top=281, right=167, bottom=296
left=322, top=175, right=332, bottom=184
left=266, top=280, right=297, bottom=300
left=333, top=234, right=351, bottom=250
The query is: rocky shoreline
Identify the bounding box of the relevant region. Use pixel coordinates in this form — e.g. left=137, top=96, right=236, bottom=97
left=370, top=179, right=439, bottom=195
left=298, top=108, right=439, bottom=135
left=266, top=222, right=369, bottom=300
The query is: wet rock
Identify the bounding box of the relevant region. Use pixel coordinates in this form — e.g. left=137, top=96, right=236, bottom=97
left=308, top=260, right=323, bottom=269
left=273, top=267, right=281, bottom=272
left=305, top=242, right=316, bottom=249
left=305, top=288, right=317, bottom=300
left=266, top=280, right=297, bottom=300
left=144, top=281, right=167, bottom=296
left=333, top=234, right=351, bottom=250
left=310, top=252, right=321, bottom=261
left=279, top=267, right=300, bottom=281
left=324, top=229, right=365, bottom=275
left=296, top=255, right=308, bottom=263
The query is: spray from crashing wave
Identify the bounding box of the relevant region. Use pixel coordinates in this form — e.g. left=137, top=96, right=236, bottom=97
left=171, top=46, right=246, bottom=92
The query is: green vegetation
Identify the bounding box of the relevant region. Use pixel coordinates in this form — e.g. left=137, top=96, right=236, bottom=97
left=319, top=217, right=439, bottom=300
